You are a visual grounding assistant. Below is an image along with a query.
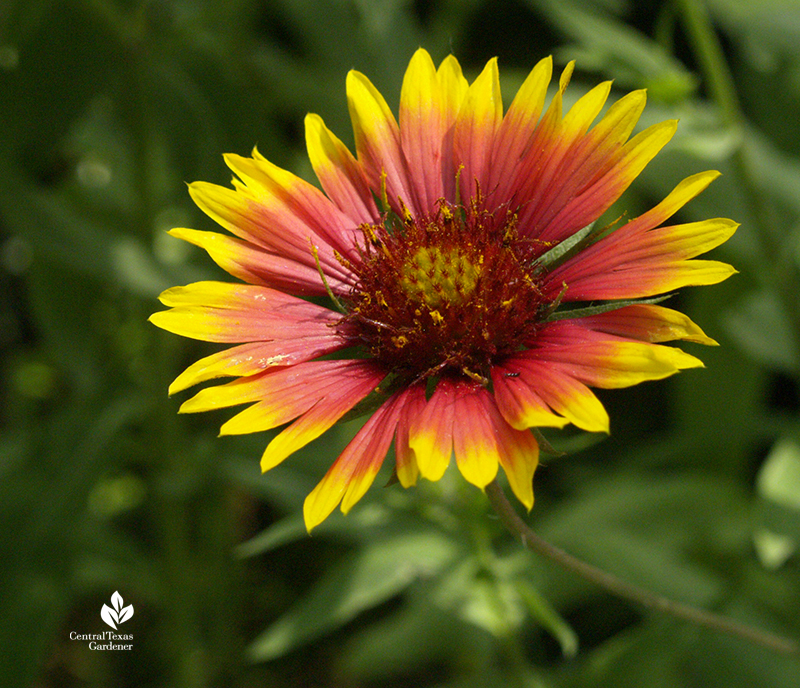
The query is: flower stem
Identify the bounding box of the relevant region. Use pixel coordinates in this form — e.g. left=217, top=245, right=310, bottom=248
left=485, top=480, right=799, bottom=657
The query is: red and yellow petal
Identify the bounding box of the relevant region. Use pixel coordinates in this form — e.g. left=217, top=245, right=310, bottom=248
left=451, top=385, right=500, bottom=489
left=532, top=88, right=647, bottom=241
left=512, top=79, right=613, bottom=236
left=561, top=80, right=613, bottom=143
left=188, top=179, right=351, bottom=284
left=435, top=54, right=469, bottom=201
left=149, top=281, right=339, bottom=344
left=492, top=363, right=571, bottom=431
left=499, top=61, right=574, bottom=211
left=408, top=380, right=541, bottom=509
left=220, top=384, right=335, bottom=436
left=407, top=380, right=456, bottom=481
left=523, top=77, right=613, bottom=205
left=488, top=56, right=553, bottom=192
left=576, top=88, right=647, bottom=167
left=628, top=170, right=723, bottom=231
left=260, top=362, right=384, bottom=472
left=303, top=390, right=406, bottom=531
left=225, top=150, right=359, bottom=263
left=578, top=258, right=736, bottom=299
left=394, top=384, right=427, bottom=488
left=453, top=57, right=502, bottom=201
left=546, top=170, right=736, bottom=300
left=400, top=48, right=449, bottom=211
left=219, top=363, right=379, bottom=437
left=494, top=408, right=540, bottom=511
left=167, top=227, right=344, bottom=296
left=552, top=169, right=720, bottom=277
left=550, top=220, right=737, bottom=301
left=529, top=119, right=678, bottom=244
left=509, top=358, right=610, bottom=433
left=167, top=335, right=346, bottom=395
left=305, top=113, right=379, bottom=226
left=571, top=303, right=718, bottom=345
left=347, top=68, right=416, bottom=214
left=176, top=359, right=362, bottom=418
left=528, top=320, right=704, bottom=389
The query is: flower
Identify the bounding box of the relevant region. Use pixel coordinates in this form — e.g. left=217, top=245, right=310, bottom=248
left=150, top=49, right=736, bottom=531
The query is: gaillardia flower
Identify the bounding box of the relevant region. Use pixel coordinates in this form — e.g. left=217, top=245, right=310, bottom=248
left=150, top=49, right=736, bottom=531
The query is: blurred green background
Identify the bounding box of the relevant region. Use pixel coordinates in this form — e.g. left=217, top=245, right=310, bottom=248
left=2, top=0, right=800, bottom=686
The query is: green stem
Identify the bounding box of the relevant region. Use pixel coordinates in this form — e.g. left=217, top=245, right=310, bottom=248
left=676, top=0, right=800, bottom=327
left=674, top=0, right=740, bottom=127
left=485, top=480, right=799, bottom=657
left=675, top=0, right=771, bottom=237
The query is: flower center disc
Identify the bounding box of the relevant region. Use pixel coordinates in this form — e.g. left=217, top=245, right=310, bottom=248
left=400, top=246, right=482, bottom=310
left=342, top=199, right=551, bottom=383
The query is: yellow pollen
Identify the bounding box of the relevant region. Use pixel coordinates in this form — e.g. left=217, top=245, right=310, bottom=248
left=400, top=246, right=481, bottom=309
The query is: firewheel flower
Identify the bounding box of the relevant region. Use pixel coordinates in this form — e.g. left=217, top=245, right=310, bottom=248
left=150, top=49, right=736, bottom=531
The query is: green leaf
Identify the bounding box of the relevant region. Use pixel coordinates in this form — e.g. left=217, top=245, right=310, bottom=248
left=538, top=474, right=740, bottom=606
left=707, top=0, right=800, bottom=56
left=533, top=221, right=597, bottom=271
left=235, top=514, right=308, bottom=558
left=724, top=290, right=800, bottom=373
left=247, top=530, right=460, bottom=661
left=432, top=559, right=525, bottom=638
left=529, top=0, right=697, bottom=100
left=745, top=128, right=800, bottom=222
left=235, top=502, right=401, bottom=558
left=337, top=598, right=495, bottom=684
left=222, top=459, right=316, bottom=511
left=546, top=295, right=672, bottom=322
left=757, top=438, right=800, bottom=510
left=752, top=528, right=795, bottom=570
left=753, top=437, right=800, bottom=568
left=515, top=578, right=579, bottom=657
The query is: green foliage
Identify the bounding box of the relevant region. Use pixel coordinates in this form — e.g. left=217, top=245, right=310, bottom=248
left=2, top=1, right=799, bottom=686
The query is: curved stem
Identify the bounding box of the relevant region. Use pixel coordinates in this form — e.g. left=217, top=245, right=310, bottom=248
left=485, top=480, right=799, bottom=657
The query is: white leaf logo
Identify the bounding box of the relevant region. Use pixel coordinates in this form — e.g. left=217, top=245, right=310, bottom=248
left=101, top=591, right=134, bottom=629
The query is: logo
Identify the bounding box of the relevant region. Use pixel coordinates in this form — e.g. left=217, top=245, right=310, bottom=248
left=69, top=591, right=134, bottom=650
left=100, top=591, right=134, bottom=630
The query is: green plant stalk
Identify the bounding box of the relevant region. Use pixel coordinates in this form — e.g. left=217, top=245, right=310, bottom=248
left=675, top=0, right=771, bottom=238
left=468, top=518, right=537, bottom=688
left=485, top=480, right=799, bottom=657
left=674, top=0, right=739, bottom=124
left=676, top=0, right=800, bottom=330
